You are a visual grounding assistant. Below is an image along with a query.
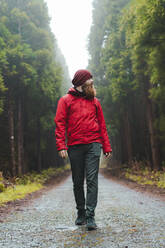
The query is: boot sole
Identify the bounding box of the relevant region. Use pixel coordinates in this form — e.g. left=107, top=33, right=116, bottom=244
left=75, top=220, right=86, bottom=225
left=75, top=222, right=86, bottom=225
left=86, top=225, right=97, bottom=231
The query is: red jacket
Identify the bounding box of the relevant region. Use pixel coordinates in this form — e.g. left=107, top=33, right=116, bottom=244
left=54, top=88, right=112, bottom=153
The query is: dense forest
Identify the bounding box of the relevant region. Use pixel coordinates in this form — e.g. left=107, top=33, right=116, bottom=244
left=0, top=0, right=165, bottom=178
left=0, top=0, right=69, bottom=176
left=88, top=0, right=165, bottom=170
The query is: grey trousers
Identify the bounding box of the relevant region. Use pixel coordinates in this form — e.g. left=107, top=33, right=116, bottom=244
left=68, top=142, right=101, bottom=218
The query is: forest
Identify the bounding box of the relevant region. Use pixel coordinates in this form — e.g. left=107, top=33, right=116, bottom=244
left=0, top=0, right=165, bottom=178
left=88, top=0, right=165, bottom=171
left=0, top=0, right=69, bottom=176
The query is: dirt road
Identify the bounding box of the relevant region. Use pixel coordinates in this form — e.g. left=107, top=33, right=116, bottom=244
left=0, top=174, right=165, bottom=248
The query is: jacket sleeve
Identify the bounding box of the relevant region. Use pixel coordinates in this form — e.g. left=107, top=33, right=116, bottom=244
left=96, top=99, right=112, bottom=154
left=54, top=97, right=68, bottom=151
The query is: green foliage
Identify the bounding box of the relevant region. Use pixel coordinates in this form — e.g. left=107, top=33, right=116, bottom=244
left=15, top=167, right=63, bottom=185
left=0, top=172, right=5, bottom=192
left=123, top=0, right=165, bottom=158
left=0, top=166, right=69, bottom=205
left=0, top=183, right=5, bottom=192
left=0, top=31, right=7, bottom=114
left=0, top=73, right=6, bottom=114
left=125, top=163, right=165, bottom=189
left=0, top=183, right=42, bottom=205
left=88, top=0, right=165, bottom=166
left=0, top=0, right=70, bottom=173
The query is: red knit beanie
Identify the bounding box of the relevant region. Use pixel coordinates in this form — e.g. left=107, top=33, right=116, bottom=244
left=72, top=69, right=93, bottom=87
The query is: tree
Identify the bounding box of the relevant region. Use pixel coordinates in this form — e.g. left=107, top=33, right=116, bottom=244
left=0, top=0, right=68, bottom=176
left=123, top=0, right=165, bottom=169
left=88, top=0, right=165, bottom=170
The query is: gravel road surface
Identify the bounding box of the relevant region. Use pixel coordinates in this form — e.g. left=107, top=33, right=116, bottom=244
left=0, top=174, right=165, bottom=248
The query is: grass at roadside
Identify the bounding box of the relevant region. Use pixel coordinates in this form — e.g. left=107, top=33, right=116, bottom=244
left=124, top=162, right=165, bottom=189
left=0, top=165, right=70, bottom=206
left=0, top=183, right=42, bottom=205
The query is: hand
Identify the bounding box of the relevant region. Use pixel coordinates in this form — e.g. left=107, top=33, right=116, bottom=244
left=104, top=152, right=112, bottom=158
left=58, top=150, right=68, bottom=159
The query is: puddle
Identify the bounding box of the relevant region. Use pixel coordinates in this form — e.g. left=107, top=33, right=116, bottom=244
left=55, top=226, right=78, bottom=232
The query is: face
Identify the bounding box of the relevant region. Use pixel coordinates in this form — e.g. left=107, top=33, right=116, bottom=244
left=82, top=78, right=96, bottom=99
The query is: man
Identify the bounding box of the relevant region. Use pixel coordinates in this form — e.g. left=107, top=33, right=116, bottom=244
left=54, top=69, right=112, bottom=230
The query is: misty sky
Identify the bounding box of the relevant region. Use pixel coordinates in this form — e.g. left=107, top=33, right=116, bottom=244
left=45, top=0, right=93, bottom=78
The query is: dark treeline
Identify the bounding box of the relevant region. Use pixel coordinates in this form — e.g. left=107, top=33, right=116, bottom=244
left=0, top=0, right=70, bottom=176
left=88, top=0, right=165, bottom=170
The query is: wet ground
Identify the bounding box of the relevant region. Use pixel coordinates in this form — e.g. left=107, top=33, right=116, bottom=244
left=0, top=174, right=165, bottom=248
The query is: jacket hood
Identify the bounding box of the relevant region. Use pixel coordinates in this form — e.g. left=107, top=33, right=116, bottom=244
left=67, top=87, right=85, bottom=97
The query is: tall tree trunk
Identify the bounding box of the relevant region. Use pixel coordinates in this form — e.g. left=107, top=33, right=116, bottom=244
left=121, top=124, right=127, bottom=163
left=124, top=111, right=133, bottom=162
left=145, top=81, right=160, bottom=170
left=8, top=93, right=16, bottom=176
left=18, top=98, right=24, bottom=175
left=37, top=117, right=41, bottom=171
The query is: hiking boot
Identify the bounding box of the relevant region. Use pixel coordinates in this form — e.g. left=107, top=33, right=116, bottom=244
left=86, top=217, right=97, bottom=230
left=75, top=209, right=86, bottom=225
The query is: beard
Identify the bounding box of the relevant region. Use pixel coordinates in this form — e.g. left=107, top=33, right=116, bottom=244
left=82, top=85, right=96, bottom=99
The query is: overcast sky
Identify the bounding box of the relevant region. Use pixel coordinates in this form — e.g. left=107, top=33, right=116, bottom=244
left=45, top=0, right=93, bottom=78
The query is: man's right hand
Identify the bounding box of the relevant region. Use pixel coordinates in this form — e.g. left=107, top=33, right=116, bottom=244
left=104, top=152, right=112, bottom=158
left=58, top=150, right=68, bottom=159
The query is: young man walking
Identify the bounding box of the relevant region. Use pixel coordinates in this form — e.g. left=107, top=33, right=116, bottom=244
left=54, top=69, right=112, bottom=230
